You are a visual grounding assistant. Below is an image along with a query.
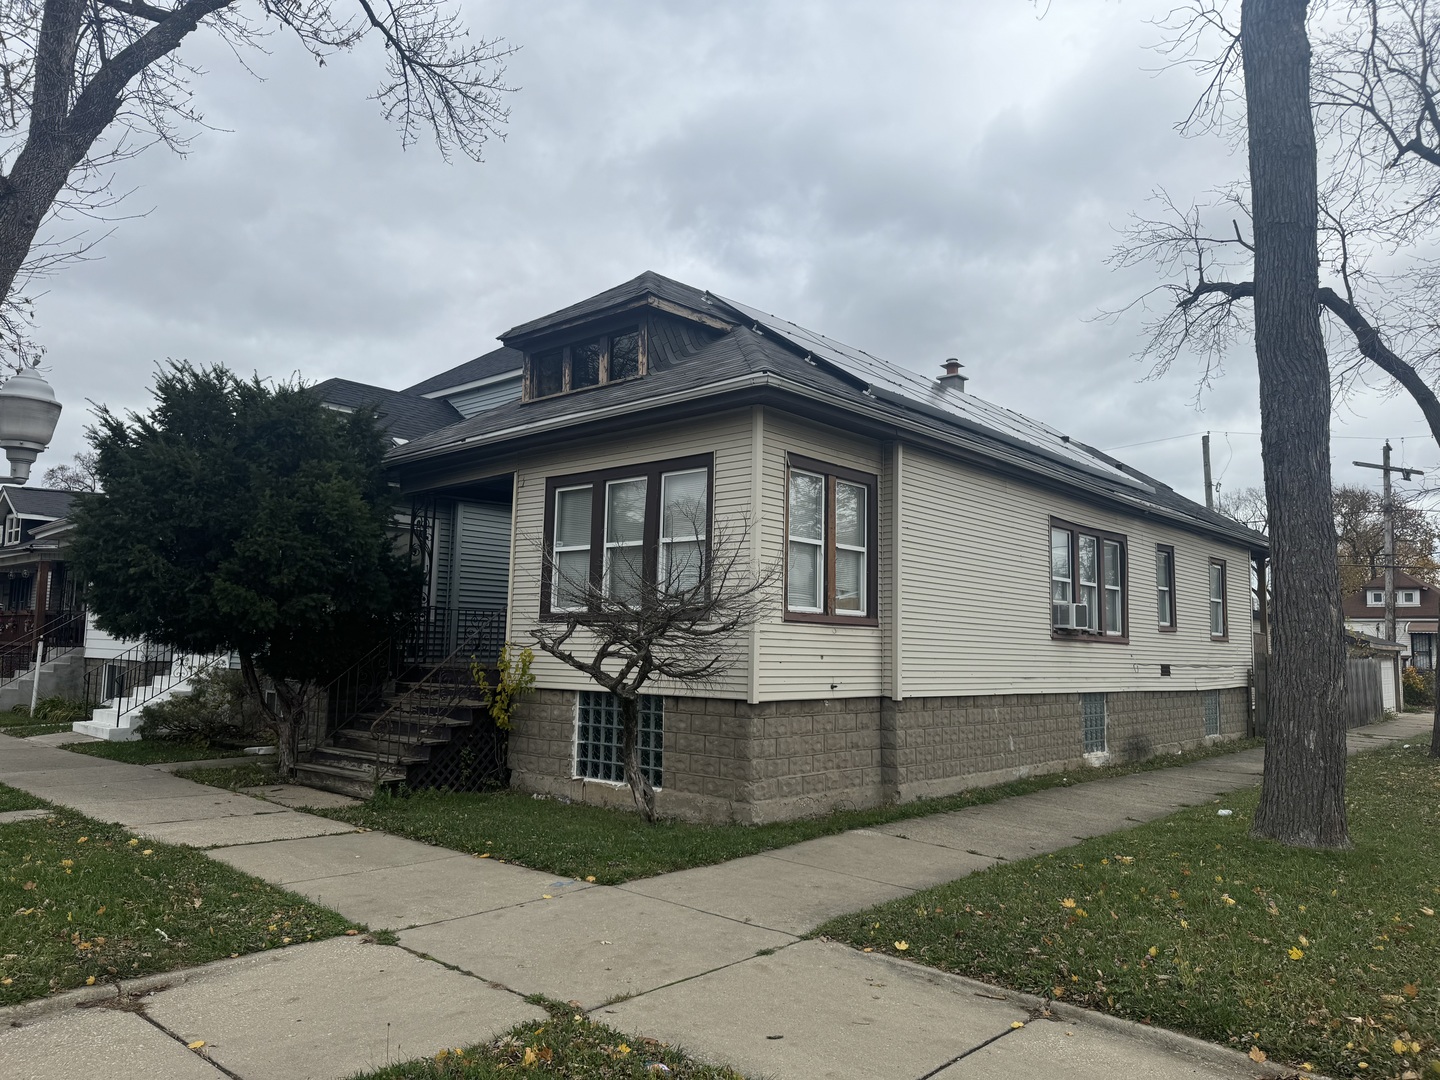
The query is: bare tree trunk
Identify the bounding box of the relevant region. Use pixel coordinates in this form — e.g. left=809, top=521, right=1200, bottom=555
left=1244, top=0, right=1351, bottom=848
left=618, top=694, right=656, bottom=822
left=239, top=652, right=298, bottom=779
left=1431, top=679, right=1439, bottom=758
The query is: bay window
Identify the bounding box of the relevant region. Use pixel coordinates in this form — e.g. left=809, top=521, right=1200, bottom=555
left=1050, top=519, right=1127, bottom=639
left=784, top=455, right=877, bottom=623
left=542, top=455, right=712, bottom=613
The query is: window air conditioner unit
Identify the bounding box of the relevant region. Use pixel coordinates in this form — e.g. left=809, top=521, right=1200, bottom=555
left=1053, top=602, right=1090, bottom=630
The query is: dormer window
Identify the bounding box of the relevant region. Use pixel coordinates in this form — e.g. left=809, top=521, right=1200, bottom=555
left=3, top=515, right=19, bottom=546
left=526, top=326, right=642, bottom=401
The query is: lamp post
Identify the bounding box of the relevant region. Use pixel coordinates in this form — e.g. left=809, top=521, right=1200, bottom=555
left=0, top=367, right=62, bottom=485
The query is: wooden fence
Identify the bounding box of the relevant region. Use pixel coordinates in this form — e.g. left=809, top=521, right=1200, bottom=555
left=1249, top=655, right=1385, bottom=736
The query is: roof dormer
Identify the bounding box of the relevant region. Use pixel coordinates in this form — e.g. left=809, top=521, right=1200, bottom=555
left=501, top=271, right=736, bottom=404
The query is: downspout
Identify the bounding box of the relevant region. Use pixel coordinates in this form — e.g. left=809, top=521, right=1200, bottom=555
left=747, top=406, right=764, bottom=706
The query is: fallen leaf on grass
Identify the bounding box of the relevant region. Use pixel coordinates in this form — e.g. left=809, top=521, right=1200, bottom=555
left=894, top=941, right=909, bottom=951
left=1403, top=983, right=1419, bottom=998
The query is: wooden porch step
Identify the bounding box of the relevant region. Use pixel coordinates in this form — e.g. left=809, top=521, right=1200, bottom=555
left=292, top=761, right=403, bottom=799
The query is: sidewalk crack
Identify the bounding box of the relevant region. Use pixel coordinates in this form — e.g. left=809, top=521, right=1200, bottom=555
left=135, top=1009, right=246, bottom=1080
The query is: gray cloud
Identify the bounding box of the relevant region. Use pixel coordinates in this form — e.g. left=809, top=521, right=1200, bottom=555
left=26, top=0, right=1438, bottom=506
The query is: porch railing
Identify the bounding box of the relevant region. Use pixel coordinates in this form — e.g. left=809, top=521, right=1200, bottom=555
left=298, top=606, right=507, bottom=752
left=0, top=610, right=86, bottom=687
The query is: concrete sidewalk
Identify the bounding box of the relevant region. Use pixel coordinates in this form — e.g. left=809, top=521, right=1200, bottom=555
left=0, top=713, right=1430, bottom=1080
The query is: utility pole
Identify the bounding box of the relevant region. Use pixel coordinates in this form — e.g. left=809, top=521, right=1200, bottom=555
left=1202, top=433, right=1214, bottom=510
left=1353, top=443, right=1422, bottom=642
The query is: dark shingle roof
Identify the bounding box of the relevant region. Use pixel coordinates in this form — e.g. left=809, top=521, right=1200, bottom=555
left=311, top=379, right=462, bottom=441
left=391, top=276, right=1266, bottom=552
left=403, top=346, right=523, bottom=397
left=2, top=486, right=76, bottom=519
left=500, top=271, right=728, bottom=342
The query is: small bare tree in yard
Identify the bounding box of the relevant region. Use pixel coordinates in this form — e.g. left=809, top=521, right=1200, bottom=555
left=529, top=491, right=776, bottom=822
left=0, top=0, right=512, bottom=369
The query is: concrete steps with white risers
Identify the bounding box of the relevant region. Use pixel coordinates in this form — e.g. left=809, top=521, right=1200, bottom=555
left=72, top=653, right=227, bottom=742
left=0, top=652, right=85, bottom=712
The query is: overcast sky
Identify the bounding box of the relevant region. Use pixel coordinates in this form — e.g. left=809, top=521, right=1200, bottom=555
left=28, top=0, right=1440, bottom=504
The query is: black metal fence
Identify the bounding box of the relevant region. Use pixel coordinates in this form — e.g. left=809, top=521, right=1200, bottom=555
left=0, top=610, right=86, bottom=685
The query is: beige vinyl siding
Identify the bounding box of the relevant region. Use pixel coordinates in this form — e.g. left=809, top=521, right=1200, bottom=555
left=508, top=410, right=755, bottom=699
left=753, top=412, right=887, bottom=700
left=898, top=447, right=1254, bottom=696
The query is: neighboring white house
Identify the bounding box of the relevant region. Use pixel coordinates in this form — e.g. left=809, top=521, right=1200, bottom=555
left=1342, top=569, right=1439, bottom=671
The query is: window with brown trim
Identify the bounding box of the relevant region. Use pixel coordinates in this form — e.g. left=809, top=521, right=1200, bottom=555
left=784, top=455, right=878, bottom=624
left=1050, top=518, right=1127, bottom=639
left=1209, top=558, right=1228, bottom=640
left=541, top=455, right=713, bottom=614
left=1156, top=544, right=1177, bottom=630
left=525, top=325, right=643, bottom=401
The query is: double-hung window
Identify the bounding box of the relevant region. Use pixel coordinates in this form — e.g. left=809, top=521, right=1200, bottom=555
left=1050, top=519, right=1126, bottom=639
left=543, top=456, right=712, bottom=613
left=1209, top=559, right=1228, bottom=639
left=3, top=516, right=19, bottom=546
left=1156, top=545, right=1176, bottom=629
left=785, top=456, right=876, bottom=622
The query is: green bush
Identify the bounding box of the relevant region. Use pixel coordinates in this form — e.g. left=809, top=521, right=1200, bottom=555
left=1402, top=665, right=1434, bottom=708
left=7, top=696, right=87, bottom=722
left=139, top=669, right=269, bottom=747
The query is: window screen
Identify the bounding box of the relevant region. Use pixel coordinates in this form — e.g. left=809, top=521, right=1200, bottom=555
left=552, top=486, right=593, bottom=609
left=787, top=470, right=824, bottom=611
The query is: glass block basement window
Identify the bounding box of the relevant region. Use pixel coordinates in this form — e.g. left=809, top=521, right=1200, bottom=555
left=575, top=691, right=664, bottom=788
left=1204, top=690, right=1222, bottom=737
left=1081, top=692, right=1107, bottom=755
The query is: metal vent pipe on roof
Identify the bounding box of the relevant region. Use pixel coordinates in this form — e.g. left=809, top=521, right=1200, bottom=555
left=937, top=359, right=967, bottom=392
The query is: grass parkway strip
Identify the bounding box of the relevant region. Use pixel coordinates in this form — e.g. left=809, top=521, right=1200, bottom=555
left=817, top=739, right=1440, bottom=1080
left=0, top=783, right=360, bottom=1007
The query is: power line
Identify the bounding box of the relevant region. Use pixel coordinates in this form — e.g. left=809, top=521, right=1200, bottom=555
left=1101, top=429, right=1433, bottom=452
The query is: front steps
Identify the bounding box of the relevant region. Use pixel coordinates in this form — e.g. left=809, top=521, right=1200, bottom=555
left=72, top=653, right=227, bottom=742
left=295, top=674, right=487, bottom=797
left=0, top=652, right=85, bottom=712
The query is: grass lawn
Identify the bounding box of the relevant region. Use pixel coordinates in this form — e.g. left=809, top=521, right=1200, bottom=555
left=350, top=999, right=745, bottom=1080
left=0, top=708, right=73, bottom=739
left=0, top=785, right=46, bottom=813
left=176, top=762, right=279, bottom=789
left=300, top=737, right=1264, bottom=885
left=817, top=741, right=1440, bottom=1080
left=64, top=739, right=253, bottom=765
left=0, top=784, right=359, bottom=1006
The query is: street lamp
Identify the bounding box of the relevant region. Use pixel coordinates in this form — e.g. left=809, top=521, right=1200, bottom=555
left=0, top=367, right=62, bottom=485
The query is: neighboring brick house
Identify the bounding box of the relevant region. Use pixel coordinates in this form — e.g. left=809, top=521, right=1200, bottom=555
left=1342, top=570, right=1440, bottom=671
left=317, top=271, right=1268, bottom=823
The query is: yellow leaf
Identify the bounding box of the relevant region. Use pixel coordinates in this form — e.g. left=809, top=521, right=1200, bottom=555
left=478, top=853, right=491, bottom=859
left=0, top=979, right=10, bottom=986
left=522, top=1047, right=537, bottom=1065
left=1222, top=894, right=1237, bottom=906
left=1395, top=1040, right=1410, bottom=1054
left=85, top=976, right=95, bottom=986
left=188, top=1041, right=205, bottom=1050
left=585, top=876, right=596, bottom=883
left=1299, top=935, right=1309, bottom=946
left=542, top=894, right=553, bottom=900
left=1179, top=920, right=1189, bottom=929
left=1147, top=946, right=1158, bottom=958
left=894, top=941, right=909, bottom=951
left=77, top=837, right=87, bottom=843
left=127, top=839, right=138, bottom=846
left=96, top=906, right=105, bottom=916
left=1422, top=907, right=1435, bottom=917
left=1249, top=1046, right=1268, bottom=1063
left=1288, top=947, right=1304, bottom=961
left=1010, top=1021, right=1025, bottom=1029
left=617, top=1042, right=631, bottom=1055
left=141, top=850, right=152, bottom=856
left=1060, top=898, right=1077, bottom=909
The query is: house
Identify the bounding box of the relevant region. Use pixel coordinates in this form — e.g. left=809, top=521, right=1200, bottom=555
left=305, top=271, right=1267, bottom=823
left=0, top=485, right=85, bottom=700
left=1341, top=570, right=1438, bottom=671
